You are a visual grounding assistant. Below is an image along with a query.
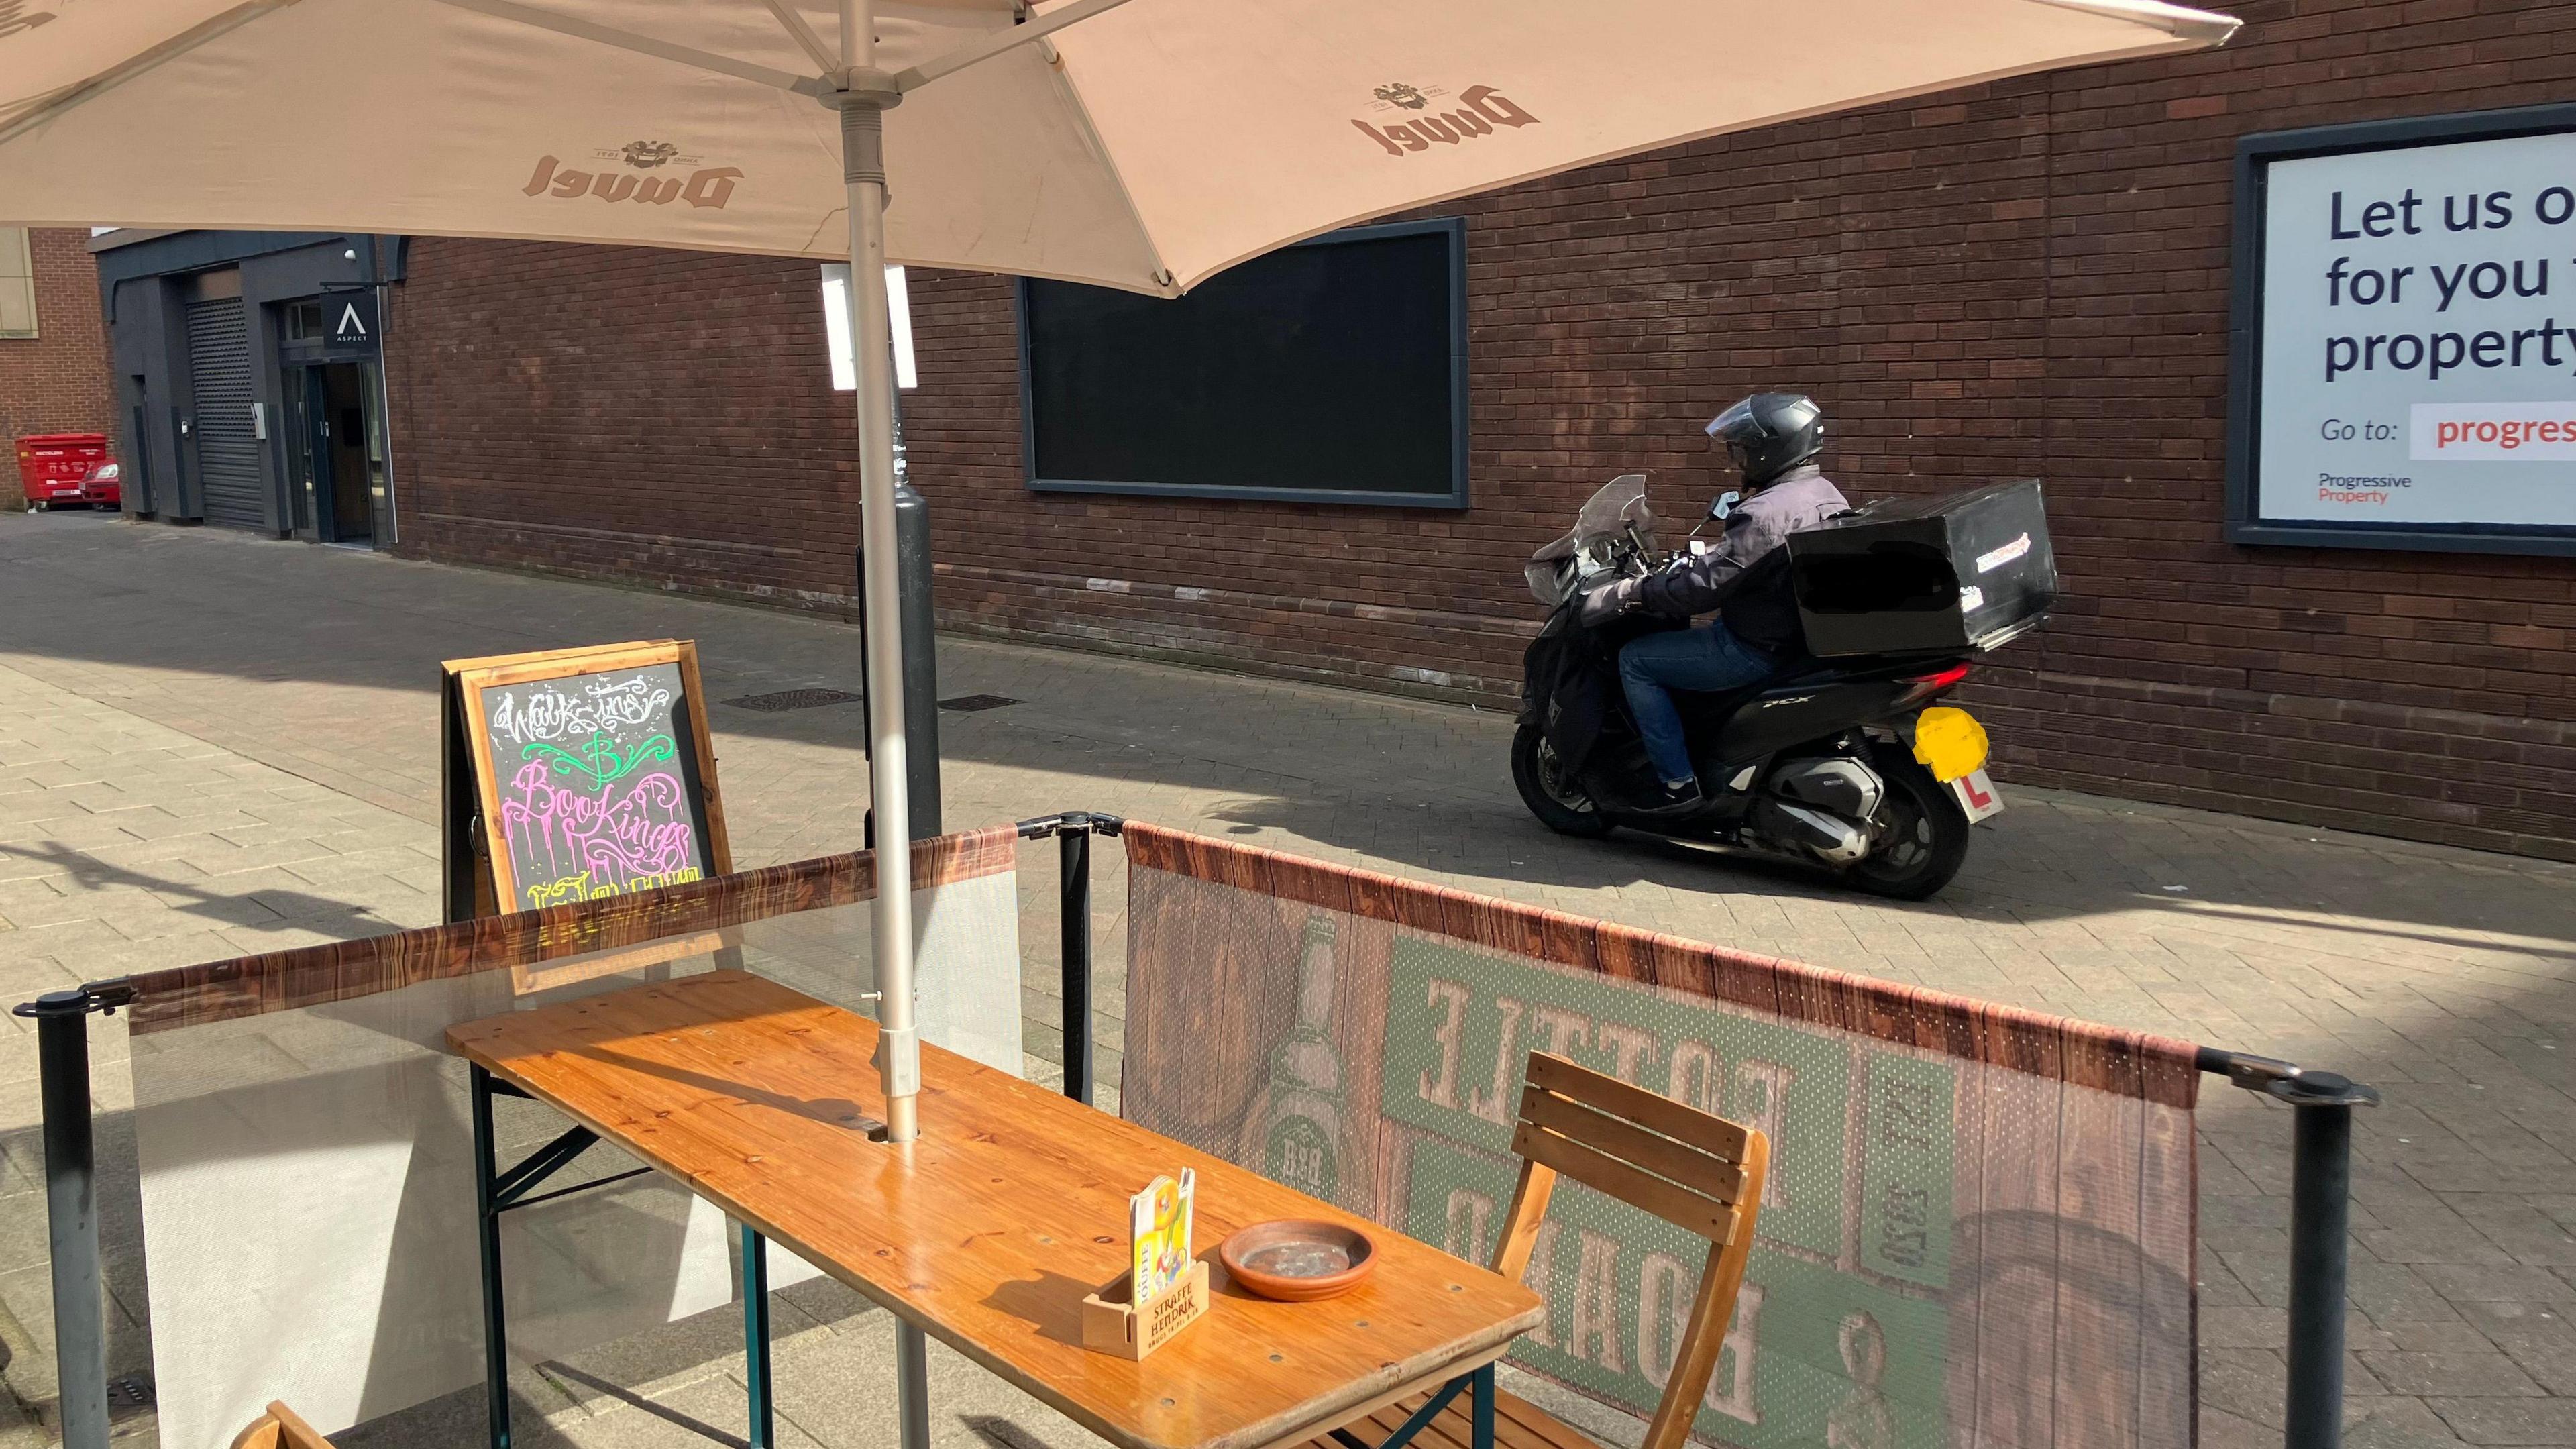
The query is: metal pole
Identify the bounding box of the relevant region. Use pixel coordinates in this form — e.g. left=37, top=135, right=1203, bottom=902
left=2200, top=1049, right=2376, bottom=1449
left=834, top=0, right=918, bottom=1148
left=890, top=474, right=941, bottom=835
left=2285, top=1091, right=2357, bottom=1449
left=741, top=1223, right=773, bottom=1449
left=856, top=481, right=942, bottom=844
left=896, top=1323, right=931, bottom=1449
left=470, top=1063, right=513, bottom=1449
left=30, top=991, right=107, bottom=1449
left=1060, top=826, right=1093, bottom=1104
left=834, top=12, right=930, bottom=1446
left=1472, top=1363, right=1496, bottom=1449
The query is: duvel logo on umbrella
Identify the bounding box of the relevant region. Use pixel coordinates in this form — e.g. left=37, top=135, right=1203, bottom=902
left=521, top=143, right=743, bottom=208
left=1352, top=84, right=1538, bottom=157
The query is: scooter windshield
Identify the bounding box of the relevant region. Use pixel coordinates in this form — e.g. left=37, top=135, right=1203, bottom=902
left=1525, top=474, right=1656, bottom=606
left=1573, top=474, right=1654, bottom=553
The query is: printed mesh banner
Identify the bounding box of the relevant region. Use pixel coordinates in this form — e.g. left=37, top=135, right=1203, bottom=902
left=1120, top=824, right=2197, bottom=1449
left=122, top=827, right=1020, bottom=1449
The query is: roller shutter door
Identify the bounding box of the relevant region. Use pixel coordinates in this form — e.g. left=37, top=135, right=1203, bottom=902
left=185, top=297, right=265, bottom=529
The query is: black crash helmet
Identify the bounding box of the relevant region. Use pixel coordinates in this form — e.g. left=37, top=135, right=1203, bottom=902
left=1705, top=392, right=1825, bottom=487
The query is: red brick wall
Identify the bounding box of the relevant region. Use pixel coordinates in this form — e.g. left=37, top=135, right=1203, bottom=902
left=0, top=228, right=114, bottom=511
left=388, top=0, right=2576, bottom=861
left=384, top=245, right=862, bottom=598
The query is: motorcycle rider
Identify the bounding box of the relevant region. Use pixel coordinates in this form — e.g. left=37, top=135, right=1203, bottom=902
left=1579, top=392, right=1847, bottom=810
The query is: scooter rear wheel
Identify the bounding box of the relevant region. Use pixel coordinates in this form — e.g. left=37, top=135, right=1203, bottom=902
left=1512, top=724, right=1613, bottom=838
left=1844, top=747, right=1971, bottom=899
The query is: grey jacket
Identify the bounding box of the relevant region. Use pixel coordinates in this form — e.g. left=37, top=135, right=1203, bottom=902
left=1588, top=465, right=1849, bottom=625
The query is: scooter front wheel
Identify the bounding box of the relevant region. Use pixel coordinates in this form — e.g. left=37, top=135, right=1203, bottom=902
left=1512, top=724, right=1614, bottom=838
left=1844, top=747, right=1972, bottom=900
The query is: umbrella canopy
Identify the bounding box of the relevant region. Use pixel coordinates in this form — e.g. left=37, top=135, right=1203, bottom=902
left=7, top=4, right=2240, bottom=1445
left=0, top=0, right=2237, bottom=1141
left=5, top=0, right=2235, bottom=294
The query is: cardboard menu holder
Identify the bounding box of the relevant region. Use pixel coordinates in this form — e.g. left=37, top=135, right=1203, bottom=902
left=1081, top=1261, right=1212, bottom=1361
left=1083, top=1170, right=1208, bottom=1360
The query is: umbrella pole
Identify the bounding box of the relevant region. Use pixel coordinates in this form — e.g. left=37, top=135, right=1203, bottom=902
left=837, top=5, right=936, bottom=1442
left=837, top=19, right=918, bottom=1151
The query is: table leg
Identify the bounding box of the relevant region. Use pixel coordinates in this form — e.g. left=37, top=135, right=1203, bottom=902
left=898, top=1322, right=931, bottom=1449
left=1471, top=1363, right=1495, bottom=1449
left=470, top=1064, right=512, bottom=1449
left=742, top=1222, right=774, bottom=1449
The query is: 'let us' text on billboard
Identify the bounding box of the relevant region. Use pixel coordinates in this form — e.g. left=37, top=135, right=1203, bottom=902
left=2229, top=105, right=2576, bottom=555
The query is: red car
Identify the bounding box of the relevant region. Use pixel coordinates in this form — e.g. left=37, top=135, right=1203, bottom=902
left=76, top=460, right=122, bottom=508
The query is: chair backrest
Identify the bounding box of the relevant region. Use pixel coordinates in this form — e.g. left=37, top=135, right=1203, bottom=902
left=1494, top=1052, right=1769, bottom=1449
left=229, top=1401, right=337, bottom=1449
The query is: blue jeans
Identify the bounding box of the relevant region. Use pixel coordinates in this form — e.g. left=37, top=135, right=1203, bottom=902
left=1617, top=622, right=1777, bottom=785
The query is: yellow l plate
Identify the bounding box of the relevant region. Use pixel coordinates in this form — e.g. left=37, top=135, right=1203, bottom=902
left=1912, top=706, right=1990, bottom=783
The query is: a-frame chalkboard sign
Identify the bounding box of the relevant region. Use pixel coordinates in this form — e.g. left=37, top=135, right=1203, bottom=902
left=439, top=640, right=733, bottom=924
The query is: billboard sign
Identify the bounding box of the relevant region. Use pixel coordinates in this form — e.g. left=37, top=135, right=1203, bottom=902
left=2229, top=105, right=2576, bottom=555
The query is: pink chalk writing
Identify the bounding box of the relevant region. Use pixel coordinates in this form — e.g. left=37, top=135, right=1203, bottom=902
left=500, top=759, right=698, bottom=901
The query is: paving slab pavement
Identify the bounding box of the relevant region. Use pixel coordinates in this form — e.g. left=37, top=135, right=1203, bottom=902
left=5, top=510, right=2576, bottom=1447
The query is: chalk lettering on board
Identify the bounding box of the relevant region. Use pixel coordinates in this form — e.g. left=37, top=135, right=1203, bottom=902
left=482, top=663, right=708, bottom=910
left=488, top=674, right=676, bottom=747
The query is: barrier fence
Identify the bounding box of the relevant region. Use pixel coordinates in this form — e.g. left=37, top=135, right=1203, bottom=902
left=21, top=828, right=1024, bottom=1449
left=18, top=812, right=2373, bottom=1449
left=1122, top=821, right=2201, bottom=1449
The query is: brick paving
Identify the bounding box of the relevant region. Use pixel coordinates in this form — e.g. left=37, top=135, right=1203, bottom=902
left=5, top=510, right=2576, bottom=1447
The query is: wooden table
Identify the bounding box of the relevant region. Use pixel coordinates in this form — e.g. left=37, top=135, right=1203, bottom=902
left=448, top=969, right=1544, bottom=1449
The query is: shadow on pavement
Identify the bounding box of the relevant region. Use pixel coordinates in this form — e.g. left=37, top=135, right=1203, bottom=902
left=0, top=840, right=396, bottom=943
left=538, top=1363, right=751, bottom=1449
left=332, top=1384, right=594, bottom=1448
left=5, top=510, right=2573, bottom=957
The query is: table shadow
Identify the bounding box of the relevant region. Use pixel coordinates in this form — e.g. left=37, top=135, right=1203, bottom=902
left=982, top=1267, right=1109, bottom=1349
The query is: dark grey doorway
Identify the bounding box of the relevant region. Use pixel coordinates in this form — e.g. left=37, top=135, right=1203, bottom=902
left=287, top=360, right=387, bottom=546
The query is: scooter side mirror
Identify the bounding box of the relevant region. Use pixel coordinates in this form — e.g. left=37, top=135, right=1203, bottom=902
left=1687, top=490, right=1741, bottom=542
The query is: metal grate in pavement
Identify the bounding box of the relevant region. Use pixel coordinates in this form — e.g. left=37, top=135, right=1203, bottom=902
left=939, top=694, right=1020, bottom=713
left=722, top=687, right=863, bottom=713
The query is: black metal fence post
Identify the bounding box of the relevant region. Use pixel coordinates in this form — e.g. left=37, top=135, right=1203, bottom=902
left=19, top=989, right=109, bottom=1449
left=1060, top=824, right=1093, bottom=1106
left=2282, top=1073, right=2372, bottom=1449
left=1018, top=813, right=1120, bottom=1105
left=470, top=1062, right=513, bottom=1449
left=2200, top=1049, right=2379, bottom=1449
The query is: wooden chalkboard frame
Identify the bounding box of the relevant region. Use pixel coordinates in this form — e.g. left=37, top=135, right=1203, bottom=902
left=439, top=640, right=733, bottom=922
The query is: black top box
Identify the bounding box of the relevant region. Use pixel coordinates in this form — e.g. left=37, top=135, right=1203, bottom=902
left=1786, top=479, right=2057, bottom=659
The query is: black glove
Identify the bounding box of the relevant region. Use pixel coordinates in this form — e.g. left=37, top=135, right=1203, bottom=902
left=1577, top=576, right=1638, bottom=628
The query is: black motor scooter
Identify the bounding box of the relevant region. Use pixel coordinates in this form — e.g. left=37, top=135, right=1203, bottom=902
left=1511, top=474, right=2053, bottom=900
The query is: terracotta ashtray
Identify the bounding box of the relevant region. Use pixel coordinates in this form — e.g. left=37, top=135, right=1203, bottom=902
left=1218, top=1219, right=1378, bottom=1301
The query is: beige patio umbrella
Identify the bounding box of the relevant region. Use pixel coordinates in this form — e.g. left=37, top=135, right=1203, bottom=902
left=0, top=0, right=2233, bottom=1171
left=4, top=0, right=2238, bottom=1442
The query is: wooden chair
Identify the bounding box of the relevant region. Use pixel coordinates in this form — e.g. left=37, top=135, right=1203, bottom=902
left=1310, top=1051, right=1768, bottom=1449
left=230, top=1401, right=337, bottom=1449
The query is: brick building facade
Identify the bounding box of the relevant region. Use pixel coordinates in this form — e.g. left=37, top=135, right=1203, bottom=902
left=0, top=227, right=114, bottom=510
left=384, top=0, right=2576, bottom=861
